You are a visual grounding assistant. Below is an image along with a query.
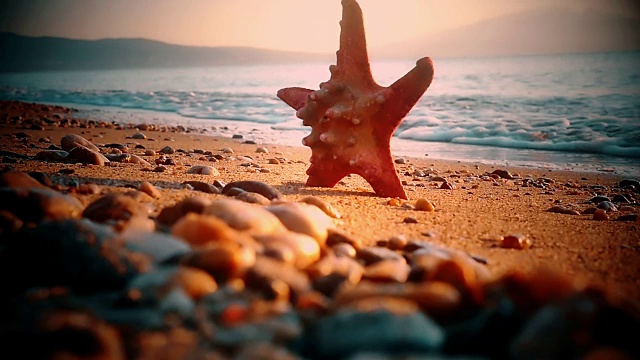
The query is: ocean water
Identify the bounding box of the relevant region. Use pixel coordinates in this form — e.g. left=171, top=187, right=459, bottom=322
left=1, top=52, right=639, bottom=176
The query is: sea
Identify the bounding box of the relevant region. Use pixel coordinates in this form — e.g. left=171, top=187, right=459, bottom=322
left=1, top=51, right=639, bottom=177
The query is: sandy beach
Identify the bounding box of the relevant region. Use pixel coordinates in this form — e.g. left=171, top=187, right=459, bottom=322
left=1, top=100, right=639, bottom=358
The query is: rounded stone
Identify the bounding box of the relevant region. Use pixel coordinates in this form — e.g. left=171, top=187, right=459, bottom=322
left=593, top=209, right=609, bottom=221
left=205, top=198, right=285, bottom=235
left=254, top=232, right=321, bottom=269
left=414, top=198, right=435, bottom=212
left=172, top=213, right=245, bottom=246
left=61, top=134, right=100, bottom=152
left=132, top=132, right=147, bottom=139
left=82, top=193, right=150, bottom=224
left=187, top=165, right=220, bottom=176
left=139, top=181, right=161, bottom=199
left=266, top=202, right=334, bottom=246
left=501, top=234, right=532, bottom=250
left=157, top=196, right=212, bottom=226
left=0, top=187, right=83, bottom=223
left=67, top=145, right=110, bottom=165
left=181, top=241, right=256, bottom=283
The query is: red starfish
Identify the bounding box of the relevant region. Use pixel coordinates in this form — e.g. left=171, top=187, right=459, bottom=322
left=277, top=0, right=434, bottom=199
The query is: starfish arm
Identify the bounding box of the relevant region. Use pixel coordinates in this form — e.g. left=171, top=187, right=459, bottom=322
left=277, top=87, right=313, bottom=110
left=335, top=0, right=374, bottom=86
left=357, top=148, right=407, bottom=199
left=305, top=159, right=351, bottom=188
left=384, top=57, right=435, bottom=128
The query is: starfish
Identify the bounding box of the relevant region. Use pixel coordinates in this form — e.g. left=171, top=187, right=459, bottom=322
left=277, top=0, right=434, bottom=199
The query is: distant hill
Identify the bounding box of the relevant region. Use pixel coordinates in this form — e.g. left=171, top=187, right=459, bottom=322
left=373, top=7, right=640, bottom=59
left=0, top=33, right=331, bottom=72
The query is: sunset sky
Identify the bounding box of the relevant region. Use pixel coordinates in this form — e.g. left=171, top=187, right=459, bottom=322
left=1, top=0, right=638, bottom=53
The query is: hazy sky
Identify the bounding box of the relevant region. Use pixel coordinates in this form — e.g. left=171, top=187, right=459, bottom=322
left=1, top=0, right=638, bottom=52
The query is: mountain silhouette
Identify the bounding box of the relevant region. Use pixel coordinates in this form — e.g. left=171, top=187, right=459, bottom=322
left=0, top=32, right=330, bottom=72
left=373, top=7, right=640, bottom=59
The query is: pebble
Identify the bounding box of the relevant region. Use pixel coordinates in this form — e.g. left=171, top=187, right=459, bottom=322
left=302, top=310, right=444, bottom=359
left=387, top=198, right=402, bottom=206
left=60, top=134, right=100, bottom=152
left=132, top=132, right=147, bottom=139
left=0, top=187, right=84, bottom=223
left=387, top=235, right=408, bottom=250
left=266, top=202, right=334, bottom=246
left=501, top=234, right=532, bottom=250
left=82, top=193, right=150, bottom=224
left=596, top=201, right=617, bottom=212
left=363, top=259, right=411, bottom=283
left=254, top=232, right=320, bottom=269
left=138, top=181, right=161, bottom=198
left=611, top=194, right=631, bottom=204
left=1, top=169, right=47, bottom=188
left=492, top=169, right=515, bottom=179
left=440, top=182, right=456, bottom=190
left=256, top=146, right=269, bottom=153
left=157, top=196, right=212, bottom=226
left=403, top=217, right=419, bottom=223
left=332, top=243, right=357, bottom=258
left=34, top=150, right=69, bottom=162
left=356, top=246, right=405, bottom=266
left=128, top=266, right=217, bottom=302
left=394, top=158, right=407, bottom=164
left=182, top=181, right=220, bottom=194
left=205, top=198, right=285, bottom=234
left=121, top=229, right=190, bottom=263
left=181, top=241, right=256, bottom=283
left=105, top=153, right=151, bottom=166
left=186, top=165, right=220, bottom=176
left=300, top=196, right=341, bottom=218
left=76, top=182, right=101, bottom=195
left=619, top=179, right=640, bottom=188
left=326, top=229, right=362, bottom=250
left=593, top=209, right=609, bottom=221
left=160, top=146, right=175, bottom=154
left=245, top=256, right=311, bottom=301
left=234, top=191, right=271, bottom=205
left=67, top=145, right=110, bottom=165
left=222, top=180, right=282, bottom=200
left=334, top=281, right=462, bottom=319
left=588, top=195, right=611, bottom=204
left=171, top=213, right=244, bottom=246
left=414, top=198, right=435, bottom=212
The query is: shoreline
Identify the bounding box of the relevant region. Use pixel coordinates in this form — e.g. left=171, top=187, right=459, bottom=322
left=36, top=100, right=640, bottom=178
left=1, top=100, right=639, bottom=358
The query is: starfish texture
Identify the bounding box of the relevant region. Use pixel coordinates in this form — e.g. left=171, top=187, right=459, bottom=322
left=277, top=0, right=434, bottom=199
